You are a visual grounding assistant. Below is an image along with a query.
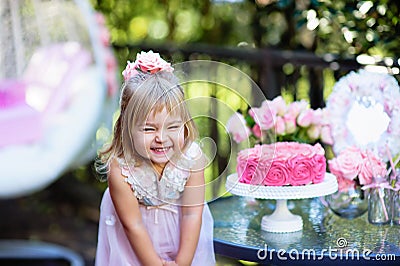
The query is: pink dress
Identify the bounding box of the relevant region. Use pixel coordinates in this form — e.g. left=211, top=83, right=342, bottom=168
left=95, top=144, right=216, bottom=266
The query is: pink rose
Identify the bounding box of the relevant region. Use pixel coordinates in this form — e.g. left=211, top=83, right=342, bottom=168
left=311, top=154, right=326, bottom=184
left=249, top=101, right=276, bottom=131
left=135, top=51, right=173, bottom=74
left=122, top=51, right=173, bottom=80
left=122, top=60, right=139, bottom=81
left=312, top=108, right=323, bottom=125
left=329, top=146, right=363, bottom=180
left=313, top=142, right=325, bottom=155
left=273, top=142, right=323, bottom=160
left=328, top=160, right=355, bottom=192
left=307, top=125, right=321, bottom=140
left=297, top=109, right=314, bottom=127
left=237, top=145, right=265, bottom=185
left=336, top=175, right=356, bottom=192
left=227, top=112, right=251, bottom=143
left=274, top=116, right=286, bottom=135
left=271, top=96, right=287, bottom=116
left=328, top=159, right=343, bottom=179
left=263, top=161, right=290, bottom=186
left=358, top=150, right=387, bottom=185
left=283, top=114, right=296, bottom=134
left=320, top=125, right=334, bottom=145
left=287, top=100, right=308, bottom=118
left=252, top=124, right=262, bottom=139
left=287, top=155, right=314, bottom=186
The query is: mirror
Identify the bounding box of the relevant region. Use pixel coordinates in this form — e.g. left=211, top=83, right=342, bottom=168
left=326, top=70, right=400, bottom=162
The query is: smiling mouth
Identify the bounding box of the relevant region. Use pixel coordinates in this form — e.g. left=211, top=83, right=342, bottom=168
left=151, top=146, right=172, bottom=154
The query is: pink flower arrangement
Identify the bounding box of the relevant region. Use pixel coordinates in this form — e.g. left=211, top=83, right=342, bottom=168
left=328, top=146, right=387, bottom=192
left=227, top=96, right=334, bottom=145
left=237, top=142, right=326, bottom=186
left=122, top=51, right=174, bottom=81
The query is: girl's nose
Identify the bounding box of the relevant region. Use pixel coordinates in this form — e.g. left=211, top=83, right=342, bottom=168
left=155, top=131, right=166, bottom=142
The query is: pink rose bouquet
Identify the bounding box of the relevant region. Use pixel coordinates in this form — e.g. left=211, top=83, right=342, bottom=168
left=122, top=50, right=174, bottom=81
left=328, top=146, right=387, bottom=192
left=227, top=95, right=334, bottom=146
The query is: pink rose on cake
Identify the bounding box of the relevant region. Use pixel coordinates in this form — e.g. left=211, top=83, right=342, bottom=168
left=236, top=142, right=326, bottom=187
left=263, top=161, right=290, bottom=186
left=237, top=145, right=265, bottom=185
left=287, top=156, right=316, bottom=186
left=311, top=154, right=326, bottom=183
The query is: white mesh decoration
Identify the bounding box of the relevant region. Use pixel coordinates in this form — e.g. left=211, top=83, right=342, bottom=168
left=0, top=0, right=118, bottom=198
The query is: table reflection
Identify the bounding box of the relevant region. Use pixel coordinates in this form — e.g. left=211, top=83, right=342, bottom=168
left=210, top=196, right=400, bottom=265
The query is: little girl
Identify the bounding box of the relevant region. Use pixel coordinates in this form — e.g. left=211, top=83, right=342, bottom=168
left=95, top=51, right=216, bottom=266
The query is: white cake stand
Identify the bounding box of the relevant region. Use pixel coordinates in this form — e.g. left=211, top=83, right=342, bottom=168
left=225, top=173, right=338, bottom=233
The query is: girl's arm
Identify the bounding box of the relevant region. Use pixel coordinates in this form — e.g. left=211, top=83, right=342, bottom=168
left=108, top=159, right=164, bottom=266
left=175, top=166, right=205, bottom=266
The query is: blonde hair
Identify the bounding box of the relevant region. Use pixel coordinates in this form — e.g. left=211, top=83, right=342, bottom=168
left=96, top=70, right=198, bottom=177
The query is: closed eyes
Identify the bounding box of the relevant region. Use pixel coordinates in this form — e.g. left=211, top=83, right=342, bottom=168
left=143, top=127, right=155, bottom=132
left=167, top=124, right=181, bottom=130
left=141, top=124, right=181, bottom=132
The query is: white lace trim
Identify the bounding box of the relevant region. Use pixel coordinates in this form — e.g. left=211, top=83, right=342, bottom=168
left=119, top=142, right=202, bottom=204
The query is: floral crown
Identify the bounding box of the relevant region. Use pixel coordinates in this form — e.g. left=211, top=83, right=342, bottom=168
left=122, top=50, right=174, bottom=81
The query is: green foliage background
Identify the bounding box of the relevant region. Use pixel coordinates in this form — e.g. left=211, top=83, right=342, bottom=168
left=88, top=0, right=400, bottom=199
left=91, top=0, right=400, bottom=59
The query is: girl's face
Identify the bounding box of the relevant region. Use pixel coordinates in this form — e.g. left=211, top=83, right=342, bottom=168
left=132, top=107, right=185, bottom=172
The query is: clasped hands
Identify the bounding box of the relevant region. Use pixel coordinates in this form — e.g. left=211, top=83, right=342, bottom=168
left=162, top=260, right=179, bottom=266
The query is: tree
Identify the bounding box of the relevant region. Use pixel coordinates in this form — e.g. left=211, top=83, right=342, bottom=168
left=91, top=0, right=400, bottom=60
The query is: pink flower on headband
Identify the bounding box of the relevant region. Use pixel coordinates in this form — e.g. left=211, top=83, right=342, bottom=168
left=122, top=61, right=139, bottom=81
left=122, top=51, right=174, bottom=81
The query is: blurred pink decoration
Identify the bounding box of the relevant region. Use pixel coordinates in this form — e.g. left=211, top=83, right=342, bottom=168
left=0, top=80, right=25, bottom=107
left=0, top=0, right=119, bottom=199
left=0, top=80, right=42, bottom=147
left=23, top=42, right=92, bottom=114
left=95, top=12, right=119, bottom=96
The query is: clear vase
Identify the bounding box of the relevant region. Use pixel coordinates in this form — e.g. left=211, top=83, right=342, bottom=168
left=390, top=171, right=400, bottom=225
left=391, top=189, right=400, bottom=225
left=368, top=187, right=391, bottom=225
left=325, top=185, right=368, bottom=219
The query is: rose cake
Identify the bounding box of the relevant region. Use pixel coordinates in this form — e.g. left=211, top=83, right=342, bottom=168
left=237, top=142, right=326, bottom=186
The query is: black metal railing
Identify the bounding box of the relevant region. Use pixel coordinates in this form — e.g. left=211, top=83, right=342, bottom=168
left=113, top=42, right=361, bottom=107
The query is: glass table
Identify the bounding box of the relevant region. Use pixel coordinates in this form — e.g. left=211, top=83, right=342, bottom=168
left=209, top=196, right=400, bottom=265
